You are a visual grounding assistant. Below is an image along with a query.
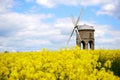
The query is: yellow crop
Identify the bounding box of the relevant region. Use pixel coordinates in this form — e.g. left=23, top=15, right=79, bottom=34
left=0, top=46, right=120, bottom=80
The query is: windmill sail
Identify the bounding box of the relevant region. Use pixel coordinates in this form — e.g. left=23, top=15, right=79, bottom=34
left=66, top=8, right=84, bottom=46
left=66, top=28, right=75, bottom=45
left=75, top=8, right=84, bottom=26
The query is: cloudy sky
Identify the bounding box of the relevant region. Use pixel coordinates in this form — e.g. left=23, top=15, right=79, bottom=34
left=0, top=0, right=120, bottom=51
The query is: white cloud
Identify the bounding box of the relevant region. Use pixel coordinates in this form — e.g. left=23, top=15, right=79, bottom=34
left=94, top=0, right=120, bottom=19
left=0, top=12, right=54, bottom=51
left=97, top=3, right=116, bottom=16
left=36, top=0, right=55, bottom=8
left=35, top=0, right=120, bottom=19
left=35, top=0, right=110, bottom=8
left=94, top=24, right=120, bottom=49
left=0, top=0, right=15, bottom=13
left=35, top=0, right=111, bottom=8
left=54, top=18, right=74, bottom=34
left=0, top=11, right=120, bottom=51
left=80, top=0, right=111, bottom=6
left=36, top=0, right=79, bottom=8
left=0, top=12, right=52, bottom=37
left=0, top=12, right=69, bottom=51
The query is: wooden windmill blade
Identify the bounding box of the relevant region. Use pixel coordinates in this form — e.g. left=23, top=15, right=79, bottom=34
left=75, top=8, right=84, bottom=26
left=66, top=28, right=75, bottom=45
left=66, top=15, right=76, bottom=45
left=70, top=14, right=76, bottom=26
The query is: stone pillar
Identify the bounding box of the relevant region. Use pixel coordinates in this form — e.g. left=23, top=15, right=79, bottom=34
left=91, top=42, right=94, bottom=50
left=85, top=42, right=88, bottom=50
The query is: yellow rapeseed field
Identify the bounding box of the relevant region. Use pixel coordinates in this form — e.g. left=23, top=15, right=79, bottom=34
left=0, top=46, right=120, bottom=80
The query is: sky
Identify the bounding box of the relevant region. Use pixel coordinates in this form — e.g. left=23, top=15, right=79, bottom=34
left=0, top=0, right=120, bottom=52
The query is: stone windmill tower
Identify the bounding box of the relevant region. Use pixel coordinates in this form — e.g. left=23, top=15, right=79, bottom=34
left=67, top=8, right=95, bottom=50
left=77, top=24, right=95, bottom=50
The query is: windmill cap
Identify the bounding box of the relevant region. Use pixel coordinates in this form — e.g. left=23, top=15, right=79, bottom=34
left=77, top=24, right=94, bottom=30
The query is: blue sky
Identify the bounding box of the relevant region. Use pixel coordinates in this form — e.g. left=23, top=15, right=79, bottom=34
left=0, top=0, right=120, bottom=51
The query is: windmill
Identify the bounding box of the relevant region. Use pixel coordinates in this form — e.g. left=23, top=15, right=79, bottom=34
left=67, top=8, right=84, bottom=45
left=66, top=8, right=95, bottom=50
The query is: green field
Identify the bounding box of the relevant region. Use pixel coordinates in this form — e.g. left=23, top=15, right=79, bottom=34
left=0, top=46, right=120, bottom=80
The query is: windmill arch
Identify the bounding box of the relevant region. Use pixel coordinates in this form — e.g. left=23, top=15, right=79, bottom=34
left=80, top=41, right=85, bottom=50
left=88, top=41, right=93, bottom=50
